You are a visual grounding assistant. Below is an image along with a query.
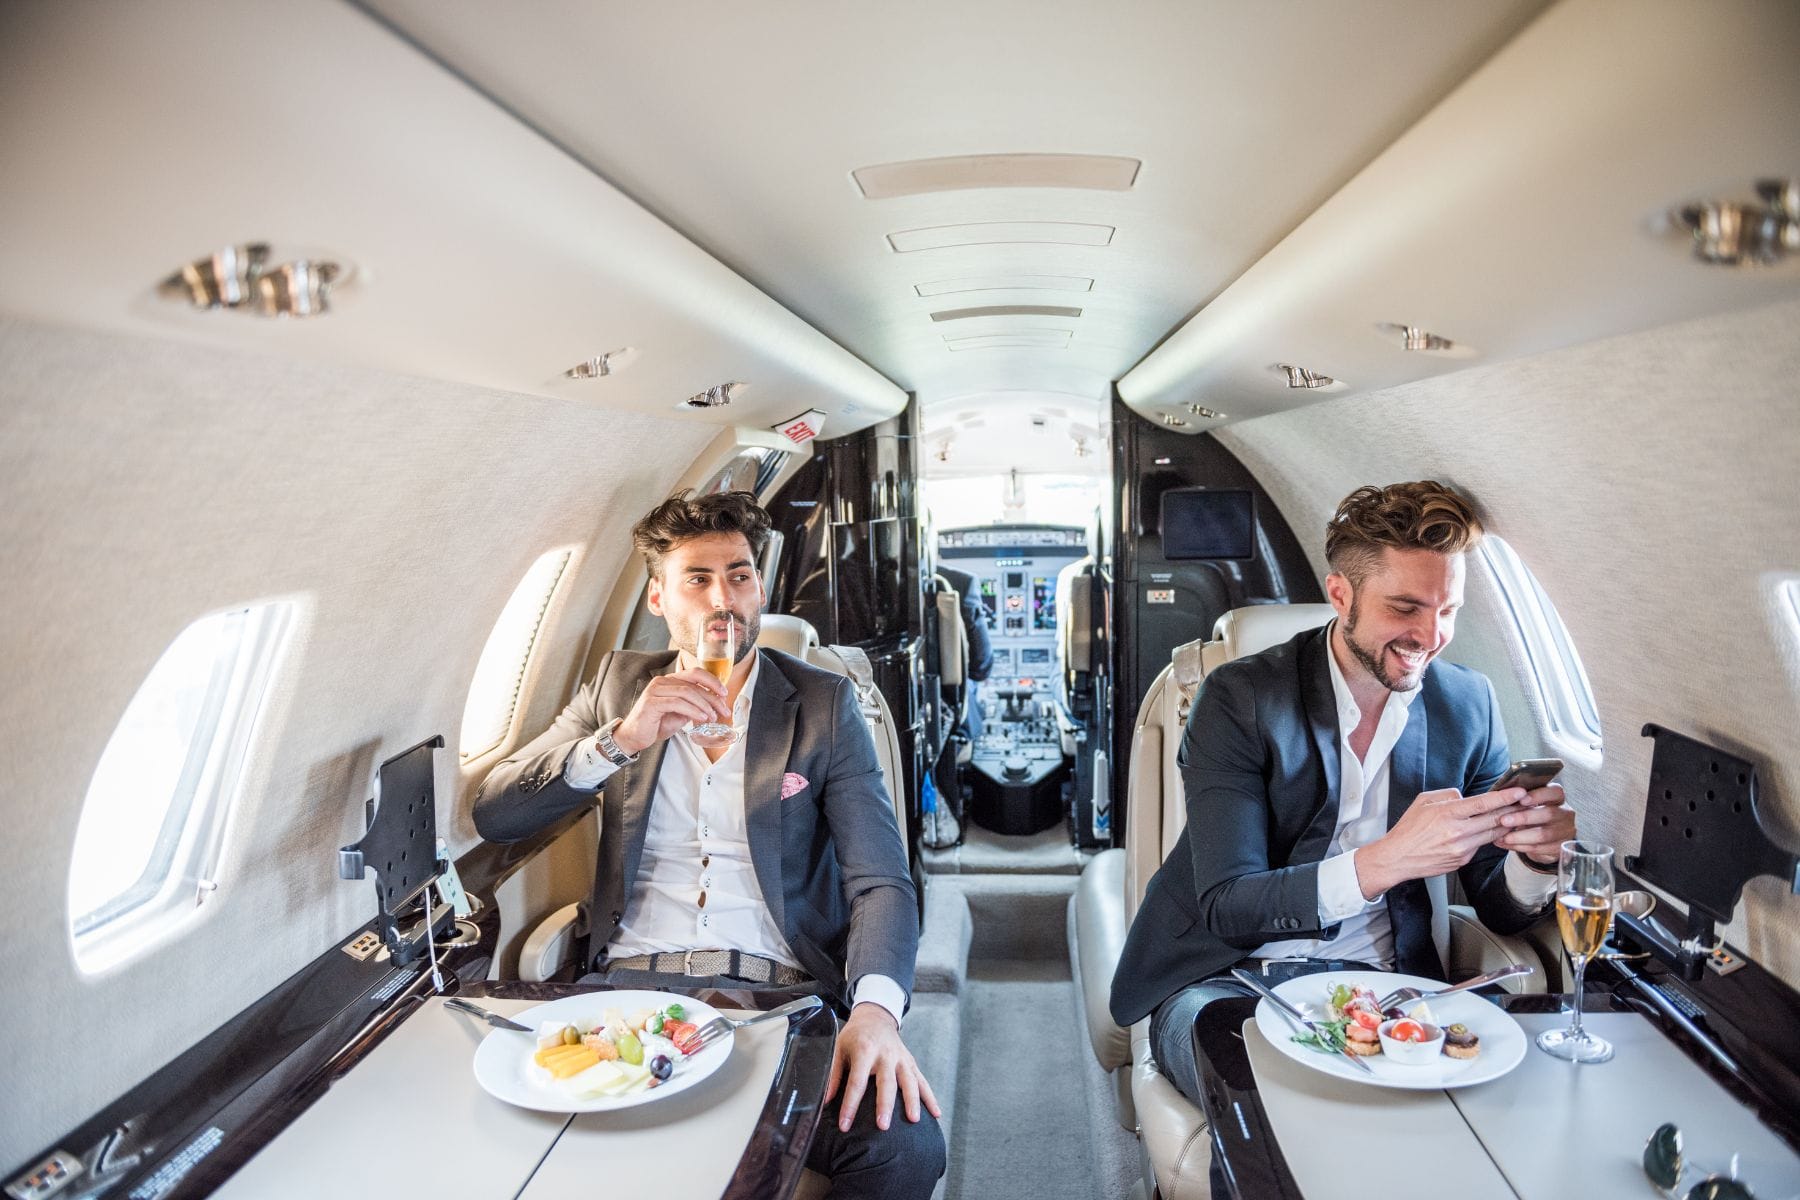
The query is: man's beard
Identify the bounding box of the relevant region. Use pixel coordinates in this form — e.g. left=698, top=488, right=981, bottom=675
left=1343, top=594, right=1429, bottom=692
left=681, top=607, right=759, bottom=663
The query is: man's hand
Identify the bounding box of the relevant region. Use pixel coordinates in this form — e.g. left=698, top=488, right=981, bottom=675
left=1354, top=786, right=1528, bottom=899
left=822, top=1003, right=941, bottom=1133
left=611, top=668, right=730, bottom=756
left=1493, top=783, right=1576, bottom=865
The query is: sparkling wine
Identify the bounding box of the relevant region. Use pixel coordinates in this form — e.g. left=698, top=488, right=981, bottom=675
left=1556, top=891, right=1612, bottom=959
left=700, top=656, right=732, bottom=684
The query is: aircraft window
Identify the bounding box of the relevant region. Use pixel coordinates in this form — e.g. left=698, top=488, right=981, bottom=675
left=1777, top=578, right=1800, bottom=652
left=460, top=547, right=575, bottom=762
left=69, top=601, right=296, bottom=974
left=1476, top=535, right=1603, bottom=765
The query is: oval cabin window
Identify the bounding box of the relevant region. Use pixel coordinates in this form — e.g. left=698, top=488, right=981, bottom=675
left=1476, top=535, right=1603, bottom=767
left=69, top=602, right=296, bottom=974
left=460, top=547, right=575, bottom=762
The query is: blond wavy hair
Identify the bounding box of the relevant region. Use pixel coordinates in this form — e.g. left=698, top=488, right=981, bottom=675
left=1324, top=481, right=1483, bottom=585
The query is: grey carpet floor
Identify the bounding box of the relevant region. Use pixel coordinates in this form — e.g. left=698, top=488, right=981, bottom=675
left=922, top=823, right=1094, bottom=876
left=945, top=957, right=1107, bottom=1200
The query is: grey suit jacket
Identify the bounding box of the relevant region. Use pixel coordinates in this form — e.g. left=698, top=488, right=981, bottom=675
left=472, top=648, right=917, bottom=1009
left=1110, top=626, right=1547, bottom=1027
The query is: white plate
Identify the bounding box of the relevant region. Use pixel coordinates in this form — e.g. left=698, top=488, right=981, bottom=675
left=472, top=990, right=734, bottom=1112
left=1252, top=970, right=1527, bottom=1090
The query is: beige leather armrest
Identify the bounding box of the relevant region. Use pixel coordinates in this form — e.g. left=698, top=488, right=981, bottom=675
left=1074, top=849, right=1129, bottom=1070
left=518, top=902, right=583, bottom=983
left=1446, top=904, right=1548, bottom=992
left=1130, top=1020, right=1213, bottom=1200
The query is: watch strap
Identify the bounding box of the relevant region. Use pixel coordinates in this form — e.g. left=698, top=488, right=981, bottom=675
left=594, top=719, right=638, bottom=768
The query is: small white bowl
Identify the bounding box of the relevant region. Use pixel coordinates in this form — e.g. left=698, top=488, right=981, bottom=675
left=1378, top=1017, right=1445, bottom=1064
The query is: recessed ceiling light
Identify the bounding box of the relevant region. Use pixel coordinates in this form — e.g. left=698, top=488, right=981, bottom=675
left=930, top=305, right=1083, bottom=322
left=852, top=154, right=1141, bottom=199
left=914, top=276, right=1095, bottom=297
left=1279, top=364, right=1336, bottom=389
left=678, top=381, right=748, bottom=410
left=888, top=222, right=1115, bottom=253
left=564, top=347, right=638, bottom=379
left=1187, top=405, right=1228, bottom=419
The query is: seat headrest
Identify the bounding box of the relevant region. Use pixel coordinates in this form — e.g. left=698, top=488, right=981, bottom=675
left=1210, top=604, right=1335, bottom=661
left=757, top=613, right=821, bottom=659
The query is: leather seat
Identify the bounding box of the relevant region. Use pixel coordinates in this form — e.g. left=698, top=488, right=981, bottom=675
left=1073, top=603, right=1551, bottom=1198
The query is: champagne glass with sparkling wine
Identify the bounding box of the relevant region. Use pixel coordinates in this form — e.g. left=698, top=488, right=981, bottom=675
left=688, top=612, right=738, bottom=747
left=1536, top=840, right=1615, bottom=1063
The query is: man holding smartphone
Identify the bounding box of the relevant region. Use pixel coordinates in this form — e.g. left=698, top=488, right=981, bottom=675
left=1112, top=480, right=1577, bottom=1121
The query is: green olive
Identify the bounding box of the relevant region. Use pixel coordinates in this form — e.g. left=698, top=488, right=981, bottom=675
left=561, top=1026, right=581, bottom=1046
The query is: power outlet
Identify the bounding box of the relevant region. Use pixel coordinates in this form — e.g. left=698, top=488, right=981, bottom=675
left=1706, top=946, right=1747, bottom=976
left=4, top=1150, right=83, bottom=1200
left=342, top=931, right=382, bottom=961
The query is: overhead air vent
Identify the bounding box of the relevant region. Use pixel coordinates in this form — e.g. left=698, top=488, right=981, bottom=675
left=915, top=276, right=1094, bottom=297
left=1161, top=414, right=1189, bottom=427
left=1279, top=364, right=1336, bottom=389
left=944, top=331, right=1072, bottom=351
left=563, top=347, right=638, bottom=379
left=1671, top=179, right=1798, bottom=267
left=888, top=222, right=1115, bottom=252
left=1187, top=405, right=1228, bottom=419
left=852, top=153, right=1141, bottom=199
left=158, top=243, right=349, bottom=317
left=930, top=305, right=1083, bottom=322
left=679, top=381, right=749, bottom=409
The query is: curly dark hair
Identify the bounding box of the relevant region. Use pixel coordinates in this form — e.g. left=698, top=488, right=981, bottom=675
left=631, top=489, right=773, bottom=578
left=1325, top=480, right=1483, bottom=585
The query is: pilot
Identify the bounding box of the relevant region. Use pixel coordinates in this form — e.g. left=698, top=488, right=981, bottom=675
left=474, top=489, right=944, bottom=1200
left=936, top=563, right=994, bottom=741
left=1111, top=481, right=1575, bottom=1169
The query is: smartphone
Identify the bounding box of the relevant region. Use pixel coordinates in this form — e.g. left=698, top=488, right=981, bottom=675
left=1492, top=757, right=1563, bottom=793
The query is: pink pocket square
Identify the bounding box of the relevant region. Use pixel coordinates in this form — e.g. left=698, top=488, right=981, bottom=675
left=781, top=772, right=809, bottom=799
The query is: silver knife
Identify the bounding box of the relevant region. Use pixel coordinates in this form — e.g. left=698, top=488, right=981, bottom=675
left=1231, top=968, right=1375, bottom=1076
left=445, top=996, right=533, bottom=1033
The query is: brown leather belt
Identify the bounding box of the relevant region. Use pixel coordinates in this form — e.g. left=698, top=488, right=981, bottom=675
left=603, top=948, right=811, bottom=987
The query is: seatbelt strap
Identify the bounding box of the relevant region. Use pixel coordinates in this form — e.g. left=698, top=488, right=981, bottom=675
left=1171, top=637, right=1207, bottom=723
left=829, top=644, right=884, bottom=721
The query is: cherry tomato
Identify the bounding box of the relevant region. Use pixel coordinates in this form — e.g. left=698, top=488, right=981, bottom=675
left=1389, top=1019, right=1426, bottom=1042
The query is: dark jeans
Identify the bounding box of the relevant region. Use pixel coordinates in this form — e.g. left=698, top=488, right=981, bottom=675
left=580, top=967, right=946, bottom=1200
left=1149, top=959, right=1379, bottom=1200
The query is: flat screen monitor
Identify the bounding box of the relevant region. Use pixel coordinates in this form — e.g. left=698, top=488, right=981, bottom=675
left=1160, top=488, right=1255, bottom=560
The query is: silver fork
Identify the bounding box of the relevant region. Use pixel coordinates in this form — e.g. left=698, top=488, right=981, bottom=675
left=679, top=995, right=824, bottom=1055
left=1376, top=963, right=1533, bottom=1011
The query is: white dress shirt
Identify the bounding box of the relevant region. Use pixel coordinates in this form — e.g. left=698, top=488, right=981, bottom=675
left=1252, top=627, right=1557, bottom=967
left=564, top=651, right=907, bottom=1026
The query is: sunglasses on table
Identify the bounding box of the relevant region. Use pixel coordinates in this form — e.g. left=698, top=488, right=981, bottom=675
left=1643, top=1123, right=1758, bottom=1200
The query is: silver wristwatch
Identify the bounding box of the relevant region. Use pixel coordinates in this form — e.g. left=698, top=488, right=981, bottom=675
left=594, top=719, right=637, bottom=768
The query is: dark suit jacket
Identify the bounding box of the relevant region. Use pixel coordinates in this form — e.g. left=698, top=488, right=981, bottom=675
left=473, top=648, right=918, bottom=1009
left=1110, top=626, right=1546, bottom=1027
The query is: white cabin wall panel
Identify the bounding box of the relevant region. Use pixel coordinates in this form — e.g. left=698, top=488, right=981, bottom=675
left=0, top=0, right=905, bottom=438
left=1216, top=296, right=1800, bottom=984
left=0, top=318, right=713, bottom=1163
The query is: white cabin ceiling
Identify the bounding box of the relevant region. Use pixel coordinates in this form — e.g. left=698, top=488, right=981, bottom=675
left=359, top=0, right=1553, bottom=432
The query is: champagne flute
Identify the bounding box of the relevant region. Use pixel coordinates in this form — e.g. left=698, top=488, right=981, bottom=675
left=1536, top=840, right=1616, bottom=1063
left=687, top=612, right=738, bottom=747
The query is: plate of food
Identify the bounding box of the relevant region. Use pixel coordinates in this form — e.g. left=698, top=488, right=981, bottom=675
left=1251, top=971, right=1527, bottom=1090
left=471, top=990, right=734, bottom=1112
